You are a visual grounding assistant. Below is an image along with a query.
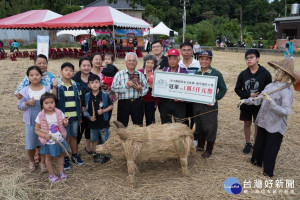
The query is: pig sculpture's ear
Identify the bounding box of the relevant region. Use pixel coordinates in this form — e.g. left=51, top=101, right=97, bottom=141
left=113, top=121, right=125, bottom=128
left=117, top=129, right=128, bottom=140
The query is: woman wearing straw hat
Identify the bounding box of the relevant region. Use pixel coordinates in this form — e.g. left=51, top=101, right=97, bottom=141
left=238, top=58, right=296, bottom=177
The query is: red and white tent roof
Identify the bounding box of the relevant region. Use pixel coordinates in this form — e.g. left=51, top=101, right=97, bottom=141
left=0, top=10, right=62, bottom=29
left=38, top=6, right=151, bottom=29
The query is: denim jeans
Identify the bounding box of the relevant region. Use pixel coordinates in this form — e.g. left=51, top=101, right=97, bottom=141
left=66, top=120, right=79, bottom=138
left=90, top=128, right=110, bottom=144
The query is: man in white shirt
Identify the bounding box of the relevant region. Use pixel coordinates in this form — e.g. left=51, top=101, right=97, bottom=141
left=179, top=42, right=201, bottom=74
left=178, top=42, right=201, bottom=132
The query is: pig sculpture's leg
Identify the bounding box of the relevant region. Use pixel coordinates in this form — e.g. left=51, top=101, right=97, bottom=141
left=124, top=141, right=142, bottom=186
left=177, top=137, right=191, bottom=176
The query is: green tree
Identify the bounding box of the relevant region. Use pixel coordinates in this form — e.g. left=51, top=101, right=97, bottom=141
left=60, top=5, right=81, bottom=15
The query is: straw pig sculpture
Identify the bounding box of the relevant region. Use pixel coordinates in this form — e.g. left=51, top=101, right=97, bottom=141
left=96, top=121, right=196, bottom=185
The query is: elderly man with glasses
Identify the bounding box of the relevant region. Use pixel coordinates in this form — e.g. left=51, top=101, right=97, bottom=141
left=111, top=52, right=148, bottom=127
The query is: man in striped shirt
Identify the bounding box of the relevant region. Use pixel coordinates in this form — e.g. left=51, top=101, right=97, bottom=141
left=111, top=52, right=148, bottom=127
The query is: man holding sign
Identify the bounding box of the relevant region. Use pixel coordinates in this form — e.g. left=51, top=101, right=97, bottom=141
left=158, top=49, right=187, bottom=124
left=193, top=50, right=227, bottom=158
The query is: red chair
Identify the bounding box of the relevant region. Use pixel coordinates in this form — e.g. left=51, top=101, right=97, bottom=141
left=56, top=48, right=64, bottom=58
left=73, top=48, right=80, bottom=59
left=62, top=48, right=68, bottom=57
left=10, top=54, right=17, bottom=61
left=117, top=49, right=125, bottom=58
left=29, top=51, right=36, bottom=60
left=23, top=51, right=29, bottom=58
left=0, top=52, right=8, bottom=60
left=136, top=49, right=143, bottom=58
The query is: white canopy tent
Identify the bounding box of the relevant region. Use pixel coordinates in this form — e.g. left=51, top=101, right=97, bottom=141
left=144, top=22, right=178, bottom=36
left=56, top=29, right=96, bottom=37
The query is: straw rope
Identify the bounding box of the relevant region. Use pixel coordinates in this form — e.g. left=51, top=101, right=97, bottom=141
left=173, top=108, right=218, bottom=122
left=253, top=82, right=293, bottom=101
left=36, top=128, right=70, bottom=159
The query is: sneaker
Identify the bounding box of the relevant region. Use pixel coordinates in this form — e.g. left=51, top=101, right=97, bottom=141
left=243, top=143, right=252, bottom=154
left=64, top=157, right=71, bottom=170
left=85, top=147, right=93, bottom=155
left=60, top=172, right=67, bottom=181
left=101, top=154, right=111, bottom=164
left=93, top=153, right=101, bottom=162
left=71, top=154, right=84, bottom=165
left=48, top=175, right=60, bottom=183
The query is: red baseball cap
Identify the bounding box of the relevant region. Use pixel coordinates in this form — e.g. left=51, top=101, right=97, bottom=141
left=167, top=48, right=180, bottom=57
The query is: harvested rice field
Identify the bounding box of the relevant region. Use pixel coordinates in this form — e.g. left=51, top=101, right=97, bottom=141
left=0, top=50, right=299, bottom=199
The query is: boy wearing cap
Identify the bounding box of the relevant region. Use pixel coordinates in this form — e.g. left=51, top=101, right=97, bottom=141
left=238, top=58, right=295, bottom=177
left=193, top=50, right=227, bottom=158
left=235, top=49, right=272, bottom=154
left=159, top=49, right=187, bottom=124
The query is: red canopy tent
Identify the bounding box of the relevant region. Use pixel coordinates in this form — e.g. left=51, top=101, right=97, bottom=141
left=34, top=6, right=151, bottom=58
left=34, top=6, right=150, bottom=29
left=0, top=10, right=62, bottom=29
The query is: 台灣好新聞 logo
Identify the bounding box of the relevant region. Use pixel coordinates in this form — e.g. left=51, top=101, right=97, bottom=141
left=223, top=177, right=242, bottom=194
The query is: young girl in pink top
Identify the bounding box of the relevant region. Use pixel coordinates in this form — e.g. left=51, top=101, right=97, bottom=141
left=35, top=93, right=69, bottom=183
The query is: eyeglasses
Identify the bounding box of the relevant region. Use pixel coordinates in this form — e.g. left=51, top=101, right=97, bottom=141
left=245, top=56, right=256, bottom=61
left=152, top=45, right=162, bottom=49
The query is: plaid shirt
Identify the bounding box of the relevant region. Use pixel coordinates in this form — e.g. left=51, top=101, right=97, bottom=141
left=111, top=68, right=148, bottom=100
left=14, top=72, right=56, bottom=95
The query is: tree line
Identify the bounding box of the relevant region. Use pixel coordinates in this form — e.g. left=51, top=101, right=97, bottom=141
left=0, top=0, right=299, bottom=46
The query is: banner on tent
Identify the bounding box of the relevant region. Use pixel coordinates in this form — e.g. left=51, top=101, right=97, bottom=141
left=37, top=35, right=49, bottom=58
left=95, top=28, right=144, bottom=48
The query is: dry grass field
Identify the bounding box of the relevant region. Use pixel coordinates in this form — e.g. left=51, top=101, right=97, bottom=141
left=0, top=50, right=299, bottom=200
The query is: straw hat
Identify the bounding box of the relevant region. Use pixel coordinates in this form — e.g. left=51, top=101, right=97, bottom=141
left=267, top=58, right=296, bottom=82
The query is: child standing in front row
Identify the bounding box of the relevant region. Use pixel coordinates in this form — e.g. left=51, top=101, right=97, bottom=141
left=52, top=62, right=84, bottom=170
left=35, top=93, right=69, bottom=182
left=83, top=74, right=113, bottom=163
left=18, top=66, right=50, bottom=172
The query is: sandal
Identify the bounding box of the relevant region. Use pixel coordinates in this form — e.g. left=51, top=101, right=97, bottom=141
left=34, top=153, right=40, bottom=164
left=40, top=163, right=48, bottom=173
left=29, top=162, right=36, bottom=172
left=48, top=175, right=60, bottom=183
left=59, top=172, right=68, bottom=181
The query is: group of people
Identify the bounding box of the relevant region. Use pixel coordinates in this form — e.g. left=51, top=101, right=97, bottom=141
left=0, top=39, right=19, bottom=53
left=16, top=39, right=296, bottom=183
left=16, top=53, right=118, bottom=182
